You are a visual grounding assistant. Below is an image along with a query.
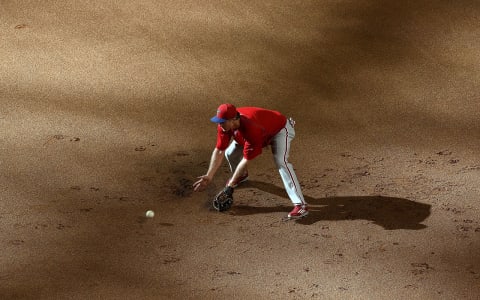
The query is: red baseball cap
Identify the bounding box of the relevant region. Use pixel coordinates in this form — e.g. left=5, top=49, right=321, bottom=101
left=210, top=103, right=237, bottom=123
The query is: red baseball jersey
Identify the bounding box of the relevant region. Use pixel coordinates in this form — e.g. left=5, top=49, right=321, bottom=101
left=215, top=107, right=287, bottom=160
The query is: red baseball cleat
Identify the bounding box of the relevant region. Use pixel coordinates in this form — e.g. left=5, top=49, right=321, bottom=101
left=288, top=205, right=309, bottom=219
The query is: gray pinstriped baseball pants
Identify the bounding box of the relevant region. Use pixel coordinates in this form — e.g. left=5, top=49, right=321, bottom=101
left=225, top=119, right=307, bottom=206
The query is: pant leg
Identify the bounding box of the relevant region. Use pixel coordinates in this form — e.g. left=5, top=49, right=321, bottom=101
left=225, top=141, right=244, bottom=173
left=271, top=120, right=306, bottom=206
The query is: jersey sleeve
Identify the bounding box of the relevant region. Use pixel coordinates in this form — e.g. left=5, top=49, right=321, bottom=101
left=215, top=125, right=232, bottom=151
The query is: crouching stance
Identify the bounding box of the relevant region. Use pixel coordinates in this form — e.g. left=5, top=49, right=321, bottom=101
left=193, top=103, right=308, bottom=219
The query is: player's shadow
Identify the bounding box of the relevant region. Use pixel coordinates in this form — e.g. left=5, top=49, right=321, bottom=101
left=232, top=180, right=431, bottom=230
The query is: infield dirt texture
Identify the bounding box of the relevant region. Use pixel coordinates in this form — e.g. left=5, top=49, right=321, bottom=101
left=1, top=1, right=479, bottom=299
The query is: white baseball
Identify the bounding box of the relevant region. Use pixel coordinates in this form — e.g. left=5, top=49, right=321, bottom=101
left=146, top=210, right=155, bottom=218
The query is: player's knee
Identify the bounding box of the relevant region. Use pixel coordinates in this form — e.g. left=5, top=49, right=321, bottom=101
left=274, top=158, right=287, bottom=168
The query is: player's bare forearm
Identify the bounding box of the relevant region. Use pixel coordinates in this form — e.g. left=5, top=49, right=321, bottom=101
left=206, top=148, right=224, bottom=178
left=193, top=148, right=224, bottom=192
left=227, top=158, right=248, bottom=187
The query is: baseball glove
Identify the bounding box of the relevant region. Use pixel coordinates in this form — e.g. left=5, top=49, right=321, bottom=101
left=213, top=186, right=234, bottom=212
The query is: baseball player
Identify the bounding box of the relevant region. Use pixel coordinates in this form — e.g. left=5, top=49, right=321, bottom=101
left=193, top=103, right=308, bottom=219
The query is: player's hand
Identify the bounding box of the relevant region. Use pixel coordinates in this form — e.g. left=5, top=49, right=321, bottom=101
left=193, top=175, right=211, bottom=192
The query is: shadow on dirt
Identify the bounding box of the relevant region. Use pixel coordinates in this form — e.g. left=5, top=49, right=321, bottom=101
left=232, top=180, right=431, bottom=230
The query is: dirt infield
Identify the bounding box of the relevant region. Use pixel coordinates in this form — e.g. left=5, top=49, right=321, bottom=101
left=1, top=1, right=479, bottom=299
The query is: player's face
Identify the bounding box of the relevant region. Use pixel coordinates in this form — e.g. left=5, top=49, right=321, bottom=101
left=220, top=119, right=235, bottom=132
